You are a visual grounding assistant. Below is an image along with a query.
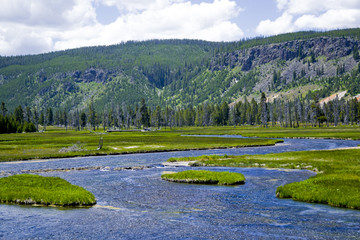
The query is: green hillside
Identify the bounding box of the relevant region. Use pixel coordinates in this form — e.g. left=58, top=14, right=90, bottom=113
left=1, top=29, right=360, bottom=112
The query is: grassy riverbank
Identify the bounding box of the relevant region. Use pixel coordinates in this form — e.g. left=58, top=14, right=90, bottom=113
left=0, top=127, right=281, bottom=162
left=0, top=174, right=96, bottom=207
left=161, top=170, right=245, bottom=185
left=168, top=149, right=360, bottom=209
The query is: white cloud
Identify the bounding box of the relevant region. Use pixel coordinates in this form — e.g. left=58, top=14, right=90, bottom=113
left=0, top=0, right=243, bottom=55
left=98, top=0, right=179, bottom=13
left=63, top=0, right=97, bottom=27
left=256, top=13, right=293, bottom=36
left=256, top=0, right=360, bottom=36
left=54, top=0, right=243, bottom=51
left=294, top=9, right=360, bottom=30
left=0, top=0, right=82, bottom=27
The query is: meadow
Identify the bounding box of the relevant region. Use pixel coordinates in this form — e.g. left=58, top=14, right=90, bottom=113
left=0, top=127, right=282, bottom=162
left=1, top=125, right=360, bottom=162
left=0, top=174, right=96, bottom=207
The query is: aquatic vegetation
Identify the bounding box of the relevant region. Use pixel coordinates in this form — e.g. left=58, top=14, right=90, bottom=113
left=169, top=149, right=360, bottom=209
left=0, top=174, right=96, bottom=207
left=161, top=170, right=245, bottom=185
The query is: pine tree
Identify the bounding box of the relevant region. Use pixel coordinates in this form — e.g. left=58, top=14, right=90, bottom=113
left=25, top=106, right=32, bottom=123
left=220, top=101, right=229, bottom=125
left=353, top=45, right=359, bottom=60
left=80, top=112, right=87, bottom=130
left=14, top=105, right=24, bottom=124
left=47, top=107, right=53, bottom=126
left=89, top=100, right=96, bottom=131
left=1, top=102, right=7, bottom=117
left=32, top=107, right=39, bottom=131
left=63, top=109, right=68, bottom=131
left=333, top=95, right=340, bottom=126
left=260, top=92, right=267, bottom=128
left=103, top=108, right=108, bottom=132
left=140, top=99, right=150, bottom=128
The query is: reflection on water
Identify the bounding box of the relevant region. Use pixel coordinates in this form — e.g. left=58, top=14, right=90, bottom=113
left=0, top=138, right=360, bottom=239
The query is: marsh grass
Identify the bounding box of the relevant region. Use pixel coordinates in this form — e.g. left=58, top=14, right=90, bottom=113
left=169, top=149, right=360, bottom=209
left=161, top=170, right=245, bottom=185
left=2, top=125, right=358, bottom=162
left=0, top=174, right=96, bottom=207
left=0, top=127, right=281, bottom=162
left=172, top=125, right=360, bottom=140
left=276, top=174, right=360, bottom=209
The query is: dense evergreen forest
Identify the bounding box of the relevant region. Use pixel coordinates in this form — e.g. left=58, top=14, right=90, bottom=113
left=1, top=28, right=360, bottom=130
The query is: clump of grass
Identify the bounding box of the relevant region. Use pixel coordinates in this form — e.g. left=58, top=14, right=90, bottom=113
left=0, top=174, right=96, bottom=207
left=170, top=149, right=360, bottom=210
left=161, top=170, right=245, bottom=185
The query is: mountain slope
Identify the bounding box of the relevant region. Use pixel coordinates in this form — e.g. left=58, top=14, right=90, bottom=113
left=1, top=29, right=360, bottom=112
left=177, top=35, right=360, bottom=105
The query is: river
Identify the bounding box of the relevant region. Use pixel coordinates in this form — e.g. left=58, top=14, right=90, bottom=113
left=0, top=137, right=359, bottom=239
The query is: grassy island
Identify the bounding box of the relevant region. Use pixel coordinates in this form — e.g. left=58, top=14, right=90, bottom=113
left=161, top=170, right=245, bottom=185
left=167, top=149, right=360, bottom=209
left=0, top=174, right=96, bottom=207
left=276, top=174, right=360, bottom=209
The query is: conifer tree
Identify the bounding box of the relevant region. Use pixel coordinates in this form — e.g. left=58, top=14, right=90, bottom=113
left=140, top=99, right=150, bottom=128
left=260, top=92, right=268, bottom=128
left=1, top=102, right=7, bottom=117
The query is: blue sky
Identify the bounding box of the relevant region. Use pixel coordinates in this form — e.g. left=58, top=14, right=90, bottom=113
left=0, top=0, right=360, bottom=56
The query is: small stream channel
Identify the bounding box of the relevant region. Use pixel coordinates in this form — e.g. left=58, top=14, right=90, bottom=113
left=0, top=137, right=360, bottom=239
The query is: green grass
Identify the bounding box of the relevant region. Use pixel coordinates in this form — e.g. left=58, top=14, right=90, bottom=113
left=174, top=125, right=360, bottom=140
left=161, top=170, right=245, bottom=185
left=0, top=127, right=281, bottom=162
left=0, top=174, right=96, bottom=207
left=1, top=125, right=359, bottom=162
left=168, top=149, right=360, bottom=209
left=276, top=174, right=360, bottom=209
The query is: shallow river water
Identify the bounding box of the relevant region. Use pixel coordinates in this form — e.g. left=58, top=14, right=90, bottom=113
left=0, top=137, right=360, bottom=239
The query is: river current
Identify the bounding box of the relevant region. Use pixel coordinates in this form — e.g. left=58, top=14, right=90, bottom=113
left=0, top=137, right=360, bottom=239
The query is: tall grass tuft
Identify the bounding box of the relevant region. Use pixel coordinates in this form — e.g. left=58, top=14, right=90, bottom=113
left=161, top=170, right=245, bottom=185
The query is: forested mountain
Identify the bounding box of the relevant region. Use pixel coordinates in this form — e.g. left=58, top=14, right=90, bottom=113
left=1, top=29, right=360, bottom=114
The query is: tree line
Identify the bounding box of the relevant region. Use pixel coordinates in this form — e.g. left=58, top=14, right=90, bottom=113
left=1, top=94, right=360, bottom=134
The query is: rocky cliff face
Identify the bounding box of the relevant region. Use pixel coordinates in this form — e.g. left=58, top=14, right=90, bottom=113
left=210, top=37, right=360, bottom=93
left=213, top=37, right=359, bottom=70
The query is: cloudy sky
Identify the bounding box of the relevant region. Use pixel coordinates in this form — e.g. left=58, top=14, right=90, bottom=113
left=1, top=0, right=360, bottom=56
